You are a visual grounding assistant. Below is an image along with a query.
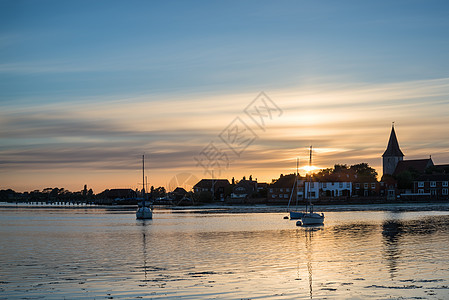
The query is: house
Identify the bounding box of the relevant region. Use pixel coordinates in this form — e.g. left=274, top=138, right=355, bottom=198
left=433, top=164, right=449, bottom=174
left=413, top=174, right=449, bottom=199
left=268, top=174, right=297, bottom=204
left=393, top=159, right=434, bottom=176
left=256, top=182, right=268, bottom=192
left=381, top=175, right=399, bottom=200
left=193, top=179, right=230, bottom=201
left=230, top=178, right=257, bottom=201
left=353, top=181, right=381, bottom=197
left=303, top=180, right=320, bottom=200
left=321, top=181, right=352, bottom=197
left=170, top=187, right=188, bottom=200
left=300, top=181, right=352, bottom=200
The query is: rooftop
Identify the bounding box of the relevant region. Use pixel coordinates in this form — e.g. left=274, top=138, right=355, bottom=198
left=382, top=125, right=404, bottom=157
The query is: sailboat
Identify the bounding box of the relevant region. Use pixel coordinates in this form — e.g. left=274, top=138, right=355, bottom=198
left=288, top=158, right=304, bottom=219
left=301, top=146, right=324, bottom=225
left=136, top=155, right=153, bottom=219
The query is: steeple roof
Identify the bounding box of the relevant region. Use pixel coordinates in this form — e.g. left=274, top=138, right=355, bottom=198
left=382, top=125, right=404, bottom=157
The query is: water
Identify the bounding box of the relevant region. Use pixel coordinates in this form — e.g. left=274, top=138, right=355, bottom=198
left=1, top=205, right=449, bottom=299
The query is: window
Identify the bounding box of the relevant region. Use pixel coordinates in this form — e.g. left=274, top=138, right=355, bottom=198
left=269, top=188, right=273, bottom=193
left=443, top=188, right=448, bottom=195
left=418, top=182, right=424, bottom=188
left=443, top=181, right=448, bottom=187
left=356, top=183, right=360, bottom=189
left=310, top=182, right=315, bottom=188
left=284, top=194, right=289, bottom=198
left=272, top=194, right=276, bottom=198
left=430, top=181, right=436, bottom=187
left=286, top=188, right=290, bottom=192
left=346, top=182, right=351, bottom=188
left=364, top=183, right=368, bottom=189
left=279, top=194, right=283, bottom=198
left=322, top=182, right=327, bottom=188
left=280, top=188, right=283, bottom=192
left=371, top=183, right=376, bottom=189
left=339, top=182, right=343, bottom=188
left=418, top=189, right=424, bottom=194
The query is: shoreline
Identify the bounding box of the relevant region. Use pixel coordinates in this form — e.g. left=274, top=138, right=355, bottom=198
left=2, top=201, right=449, bottom=213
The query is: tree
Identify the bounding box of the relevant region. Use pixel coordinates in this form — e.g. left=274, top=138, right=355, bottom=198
left=151, top=186, right=166, bottom=199
left=316, top=168, right=334, bottom=181
left=350, top=163, right=378, bottom=182
left=83, top=185, right=88, bottom=197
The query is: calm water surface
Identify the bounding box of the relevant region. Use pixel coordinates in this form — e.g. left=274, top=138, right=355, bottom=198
left=1, top=205, right=449, bottom=299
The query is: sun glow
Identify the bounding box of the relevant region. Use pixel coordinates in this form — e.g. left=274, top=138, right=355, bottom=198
left=301, top=165, right=319, bottom=173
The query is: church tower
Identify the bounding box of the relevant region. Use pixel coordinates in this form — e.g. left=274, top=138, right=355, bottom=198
left=382, top=124, right=404, bottom=175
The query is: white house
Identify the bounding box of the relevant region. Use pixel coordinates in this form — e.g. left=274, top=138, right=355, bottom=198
left=303, top=181, right=320, bottom=200
left=299, top=181, right=352, bottom=200
left=321, top=182, right=352, bottom=197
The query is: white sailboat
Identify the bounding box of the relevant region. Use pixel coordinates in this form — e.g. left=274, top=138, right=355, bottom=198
left=136, top=155, right=153, bottom=220
left=301, top=146, right=324, bottom=226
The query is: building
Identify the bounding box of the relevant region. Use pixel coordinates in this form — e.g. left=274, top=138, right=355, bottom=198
left=380, top=123, right=449, bottom=201
left=230, top=178, right=257, bottom=201
left=170, top=187, right=188, bottom=200
left=321, top=181, right=352, bottom=197
left=393, top=159, right=434, bottom=176
left=268, top=174, right=297, bottom=204
left=382, top=124, right=404, bottom=176
left=353, top=181, right=380, bottom=197
left=299, top=181, right=352, bottom=200
left=303, top=180, right=320, bottom=200
left=433, top=164, right=449, bottom=174
left=413, top=174, right=449, bottom=198
left=193, top=179, right=230, bottom=201
left=382, top=124, right=435, bottom=177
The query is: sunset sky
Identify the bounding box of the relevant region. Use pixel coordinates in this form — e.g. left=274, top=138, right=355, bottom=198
left=1, top=1, right=449, bottom=193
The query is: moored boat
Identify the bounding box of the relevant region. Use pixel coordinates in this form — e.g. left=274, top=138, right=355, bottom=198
left=301, top=146, right=324, bottom=225
left=136, top=155, right=153, bottom=220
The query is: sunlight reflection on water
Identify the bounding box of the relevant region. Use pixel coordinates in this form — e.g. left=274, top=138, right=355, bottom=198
left=1, top=207, right=449, bottom=299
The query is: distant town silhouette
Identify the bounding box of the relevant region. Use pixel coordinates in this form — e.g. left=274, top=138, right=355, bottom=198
left=2, top=125, right=448, bottom=205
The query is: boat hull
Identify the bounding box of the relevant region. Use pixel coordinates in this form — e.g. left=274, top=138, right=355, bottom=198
left=136, top=207, right=153, bottom=219
left=301, top=212, right=324, bottom=225
left=289, top=211, right=305, bottom=220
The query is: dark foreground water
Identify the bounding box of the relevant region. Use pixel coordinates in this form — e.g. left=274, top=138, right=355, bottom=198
left=1, top=205, right=449, bottom=299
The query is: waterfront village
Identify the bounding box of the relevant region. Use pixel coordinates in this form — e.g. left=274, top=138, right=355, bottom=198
left=2, top=125, right=449, bottom=206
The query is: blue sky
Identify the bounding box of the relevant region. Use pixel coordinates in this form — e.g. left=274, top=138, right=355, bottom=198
left=1, top=1, right=449, bottom=192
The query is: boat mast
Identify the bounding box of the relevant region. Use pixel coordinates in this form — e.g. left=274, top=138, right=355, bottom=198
left=142, top=155, right=146, bottom=200
left=308, top=146, right=313, bottom=211
left=296, top=157, right=299, bottom=208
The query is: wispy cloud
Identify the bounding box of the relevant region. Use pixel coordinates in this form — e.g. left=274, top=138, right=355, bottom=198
left=1, top=76, right=449, bottom=191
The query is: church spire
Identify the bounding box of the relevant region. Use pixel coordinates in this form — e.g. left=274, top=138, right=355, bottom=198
left=382, top=123, right=404, bottom=157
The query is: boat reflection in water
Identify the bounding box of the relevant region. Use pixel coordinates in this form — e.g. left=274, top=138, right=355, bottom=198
left=304, top=226, right=322, bottom=299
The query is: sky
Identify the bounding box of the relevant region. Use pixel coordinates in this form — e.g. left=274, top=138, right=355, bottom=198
left=1, top=0, right=449, bottom=193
